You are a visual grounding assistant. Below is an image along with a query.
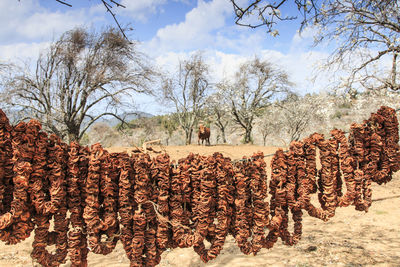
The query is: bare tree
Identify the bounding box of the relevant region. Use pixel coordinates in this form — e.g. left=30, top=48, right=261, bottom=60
left=1, top=27, right=155, bottom=143
left=257, top=94, right=323, bottom=146
left=276, top=93, right=323, bottom=143
left=206, top=83, right=231, bottom=144
left=231, top=0, right=400, bottom=92
left=227, top=57, right=291, bottom=144
left=161, top=53, right=210, bottom=145
left=258, top=108, right=280, bottom=146
left=310, top=0, right=400, bottom=92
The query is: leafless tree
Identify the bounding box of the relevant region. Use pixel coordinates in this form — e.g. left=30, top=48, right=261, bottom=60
left=1, top=27, right=155, bottom=143
left=160, top=53, right=210, bottom=145
left=257, top=93, right=323, bottom=146
left=258, top=108, right=280, bottom=146
left=310, top=0, right=400, bottom=92
left=206, top=83, right=231, bottom=144
left=227, top=57, right=291, bottom=144
left=276, top=93, right=322, bottom=143
left=231, top=0, right=400, bottom=92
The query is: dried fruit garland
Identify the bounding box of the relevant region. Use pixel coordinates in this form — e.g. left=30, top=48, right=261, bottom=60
left=67, top=141, right=88, bottom=267
left=0, top=106, right=399, bottom=267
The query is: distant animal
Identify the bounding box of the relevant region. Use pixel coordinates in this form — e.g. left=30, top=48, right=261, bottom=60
left=198, top=124, right=210, bottom=146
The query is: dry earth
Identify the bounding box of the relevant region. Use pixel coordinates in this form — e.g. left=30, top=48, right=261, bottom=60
left=1, top=145, right=399, bottom=267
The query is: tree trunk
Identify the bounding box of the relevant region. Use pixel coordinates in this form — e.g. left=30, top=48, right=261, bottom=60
left=185, top=128, right=193, bottom=145
left=220, top=127, right=227, bottom=143
left=244, top=127, right=252, bottom=144
left=185, top=130, right=190, bottom=145
left=68, top=125, right=80, bottom=143
left=188, top=128, right=193, bottom=144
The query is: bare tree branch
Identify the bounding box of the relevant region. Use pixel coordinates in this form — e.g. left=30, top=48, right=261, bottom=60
left=51, top=0, right=128, bottom=39
left=79, top=111, right=136, bottom=140
left=231, top=0, right=318, bottom=33
left=310, top=0, right=400, bottom=92
left=100, top=0, right=129, bottom=41
left=55, top=0, right=72, bottom=7
left=206, top=85, right=231, bottom=144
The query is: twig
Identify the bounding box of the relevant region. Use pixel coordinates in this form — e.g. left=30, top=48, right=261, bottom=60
left=55, top=0, right=72, bottom=7
left=110, top=0, right=126, bottom=8
left=142, top=139, right=161, bottom=153
left=147, top=200, right=191, bottom=230
left=101, top=0, right=130, bottom=41
left=52, top=0, right=129, bottom=40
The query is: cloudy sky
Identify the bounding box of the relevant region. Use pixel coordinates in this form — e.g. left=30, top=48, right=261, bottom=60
left=0, top=0, right=331, bottom=114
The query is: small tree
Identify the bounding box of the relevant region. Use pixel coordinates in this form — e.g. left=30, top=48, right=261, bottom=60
left=160, top=53, right=210, bottom=145
left=276, top=93, right=323, bottom=143
left=1, top=27, right=155, bottom=143
left=258, top=108, right=281, bottom=146
left=227, top=57, right=291, bottom=143
left=258, top=94, right=323, bottom=146
left=161, top=115, right=178, bottom=145
left=206, top=84, right=231, bottom=144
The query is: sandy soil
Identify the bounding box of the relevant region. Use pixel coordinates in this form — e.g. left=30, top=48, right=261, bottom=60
left=1, top=145, right=399, bottom=267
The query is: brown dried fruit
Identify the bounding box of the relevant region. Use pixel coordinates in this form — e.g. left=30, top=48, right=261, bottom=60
left=0, top=106, right=398, bottom=267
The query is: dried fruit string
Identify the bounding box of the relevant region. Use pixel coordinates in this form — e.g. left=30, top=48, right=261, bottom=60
left=0, top=106, right=398, bottom=267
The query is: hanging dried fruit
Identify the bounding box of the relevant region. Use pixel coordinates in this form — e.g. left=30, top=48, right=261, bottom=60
left=0, top=106, right=398, bottom=267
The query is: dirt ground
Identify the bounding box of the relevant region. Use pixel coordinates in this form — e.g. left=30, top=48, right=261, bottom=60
left=1, top=144, right=400, bottom=267
left=106, top=144, right=283, bottom=162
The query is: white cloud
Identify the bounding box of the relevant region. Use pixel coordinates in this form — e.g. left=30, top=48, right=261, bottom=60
left=146, top=0, right=232, bottom=54
left=291, top=26, right=318, bottom=47
left=120, top=0, right=168, bottom=22
left=118, top=0, right=192, bottom=22
left=213, top=28, right=266, bottom=55
left=212, top=49, right=330, bottom=94
left=0, top=0, right=95, bottom=43
left=154, top=51, right=189, bottom=73
left=150, top=14, right=331, bottom=95
left=0, top=0, right=108, bottom=66
left=259, top=50, right=330, bottom=93
left=206, top=51, right=248, bottom=82
left=0, top=42, right=50, bottom=64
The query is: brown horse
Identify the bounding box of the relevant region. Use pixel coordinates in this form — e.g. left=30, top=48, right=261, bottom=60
left=198, top=124, right=210, bottom=146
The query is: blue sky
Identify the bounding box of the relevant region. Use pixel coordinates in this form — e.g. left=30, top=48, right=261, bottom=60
left=0, top=0, right=331, bottom=114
